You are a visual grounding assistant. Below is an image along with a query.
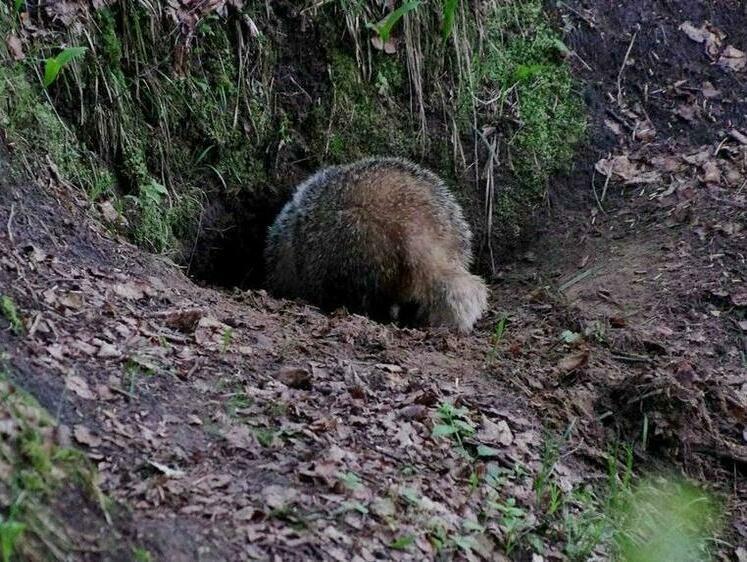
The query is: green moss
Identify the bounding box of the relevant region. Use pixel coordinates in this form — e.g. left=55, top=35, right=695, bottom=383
left=98, top=9, right=122, bottom=68
left=0, top=374, right=106, bottom=559
left=0, top=295, right=23, bottom=335
left=319, top=50, right=415, bottom=163
left=0, top=62, right=115, bottom=201
left=476, top=0, right=586, bottom=199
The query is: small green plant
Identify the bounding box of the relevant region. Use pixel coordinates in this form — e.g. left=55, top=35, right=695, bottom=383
left=0, top=295, right=23, bottom=335
left=132, top=547, right=153, bottom=562
left=253, top=427, right=276, bottom=448
left=442, top=0, right=459, bottom=39
left=432, top=402, right=476, bottom=451
left=492, top=315, right=508, bottom=343
left=389, top=534, right=415, bottom=551
left=226, top=393, right=251, bottom=417
left=612, top=477, right=722, bottom=562
left=490, top=497, right=530, bottom=553
left=0, top=516, right=25, bottom=562
left=366, top=1, right=420, bottom=42
left=534, top=435, right=561, bottom=509
left=43, top=47, right=87, bottom=88
left=220, top=327, right=233, bottom=353
left=338, top=471, right=363, bottom=491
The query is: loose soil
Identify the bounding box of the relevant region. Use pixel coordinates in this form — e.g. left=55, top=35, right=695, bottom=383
left=1, top=1, right=746, bottom=560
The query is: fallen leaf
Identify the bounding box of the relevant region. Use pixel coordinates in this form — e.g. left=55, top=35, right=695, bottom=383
left=650, top=155, right=685, bottom=173
left=731, top=291, right=747, bottom=307
left=476, top=444, right=503, bottom=458
left=148, top=460, right=185, bottom=478
left=6, top=35, right=24, bottom=60
left=399, top=404, right=427, bottom=420
left=46, top=344, right=66, bottom=360
left=718, top=45, right=746, bottom=71
left=113, top=281, right=146, bottom=300
left=701, top=160, right=721, bottom=184
left=476, top=415, right=514, bottom=446
left=96, top=384, right=116, bottom=400
left=738, top=320, right=747, bottom=332
left=262, top=484, right=297, bottom=509
left=98, top=343, right=121, bottom=358
left=74, top=425, right=102, bottom=447
left=194, top=316, right=232, bottom=347
left=66, top=375, right=95, bottom=400
left=223, top=425, right=254, bottom=450
left=59, top=292, right=84, bottom=309
left=557, top=350, right=589, bottom=373
left=683, top=148, right=711, bottom=165
left=679, top=21, right=724, bottom=58
left=701, top=81, right=719, bottom=98
left=674, top=360, right=697, bottom=385
left=277, top=366, right=312, bottom=389
left=604, top=119, right=623, bottom=136
left=676, top=104, right=698, bottom=122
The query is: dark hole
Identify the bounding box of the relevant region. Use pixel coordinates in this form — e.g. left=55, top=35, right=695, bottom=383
left=184, top=191, right=287, bottom=290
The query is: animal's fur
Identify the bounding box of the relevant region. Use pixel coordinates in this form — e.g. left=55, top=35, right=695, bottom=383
left=264, top=157, right=488, bottom=332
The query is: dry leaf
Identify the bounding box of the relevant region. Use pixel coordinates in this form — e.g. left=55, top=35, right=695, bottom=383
left=6, top=35, right=24, bottom=60
left=262, top=485, right=297, bottom=509
left=74, top=424, right=102, bottom=447
left=701, top=81, right=719, bottom=98
left=148, top=460, right=186, bottom=478
left=224, top=425, right=254, bottom=450
left=476, top=415, right=514, bottom=446
left=718, top=45, right=746, bottom=71
left=59, top=292, right=84, bottom=309
left=679, top=21, right=724, bottom=58
left=66, top=375, right=94, bottom=400
left=701, top=160, right=721, bottom=184
left=113, top=281, right=146, bottom=300
left=558, top=350, right=589, bottom=373
left=98, top=343, right=121, bottom=358
left=277, top=366, right=312, bottom=389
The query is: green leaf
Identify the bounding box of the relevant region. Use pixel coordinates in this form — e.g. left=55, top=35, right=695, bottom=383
left=366, top=1, right=420, bottom=43
left=552, top=38, right=571, bottom=56
left=14, top=0, right=24, bottom=12
left=0, top=519, right=26, bottom=562
left=442, top=0, right=459, bottom=40
left=55, top=46, right=87, bottom=66
left=476, top=444, right=502, bottom=458
left=560, top=330, right=582, bottom=344
left=43, top=47, right=87, bottom=88
left=389, top=535, right=415, bottom=550
left=400, top=487, right=420, bottom=505
left=453, top=419, right=476, bottom=434
left=338, top=471, right=362, bottom=491
left=43, top=58, right=62, bottom=88
left=432, top=424, right=458, bottom=438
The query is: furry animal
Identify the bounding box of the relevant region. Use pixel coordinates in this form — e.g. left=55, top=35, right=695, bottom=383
left=264, top=157, right=488, bottom=332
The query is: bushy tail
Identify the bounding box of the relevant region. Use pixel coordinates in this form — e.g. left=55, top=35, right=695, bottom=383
left=420, top=266, right=488, bottom=333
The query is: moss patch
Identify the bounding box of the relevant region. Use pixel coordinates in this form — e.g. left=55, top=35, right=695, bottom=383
left=318, top=51, right=414, bottom=163
left=0, top=373, right=107, bottom=559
